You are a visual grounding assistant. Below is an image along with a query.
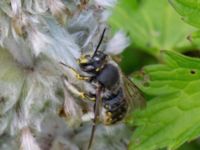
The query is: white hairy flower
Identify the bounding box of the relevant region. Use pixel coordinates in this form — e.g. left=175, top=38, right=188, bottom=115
left=106, top=30, right=130, bottom=55
left=20, top=128, right=41, bottom=150
left=0, top=0, right=130, bottom=150
left=94, top=0, right=117, bottom=7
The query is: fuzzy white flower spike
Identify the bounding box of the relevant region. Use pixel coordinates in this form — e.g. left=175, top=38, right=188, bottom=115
left=20, top=127, right=41, bottom=150
left=95, top=0, right=117, bottom=7
left=105, top=31, right=130, bottom=55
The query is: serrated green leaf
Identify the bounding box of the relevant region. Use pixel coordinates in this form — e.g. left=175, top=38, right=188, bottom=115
left=169, top=0, right=200, bottom=49
left=187, top=30, right=200, bottom=48
left=129, top=51, right=200, bottom=150
left=110, top=0, right=196, bottom=57
left=169, top=0, right=200, bottom=28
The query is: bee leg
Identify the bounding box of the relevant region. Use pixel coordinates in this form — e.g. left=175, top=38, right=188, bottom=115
left=60, top=62, right=90, bottom=81
left=63, top=79, right=95, bottom=101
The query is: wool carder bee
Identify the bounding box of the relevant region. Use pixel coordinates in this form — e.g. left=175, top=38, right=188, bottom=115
left=60, top=28, right=145, bottom=149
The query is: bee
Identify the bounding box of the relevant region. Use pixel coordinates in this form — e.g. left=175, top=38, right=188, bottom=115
left=60, top=28, right=145, bottom=150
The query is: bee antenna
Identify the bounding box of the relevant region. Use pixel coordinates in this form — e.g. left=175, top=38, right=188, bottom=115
left=92, top=28, right=106, bottom=58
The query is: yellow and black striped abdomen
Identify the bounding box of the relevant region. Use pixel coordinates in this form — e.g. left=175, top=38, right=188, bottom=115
left=102, top=88, right=128, bottom=125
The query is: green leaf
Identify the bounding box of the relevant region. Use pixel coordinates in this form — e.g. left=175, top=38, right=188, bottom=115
left=129, top=51, right=200, bottom=150
left=186, top=30, right=200, bottom=49
left=120, top=45, right=157, bottom=75
left=169, top=0, right=200, bottom=29
left=178, top=141, right=200, bottom=150
left=109, top=0, right=196, bottom=57
left=169, top=0, right=200, bottom=49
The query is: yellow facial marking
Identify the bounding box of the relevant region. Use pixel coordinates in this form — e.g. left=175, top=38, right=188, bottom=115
left=78, top=55, right=89, bottom=64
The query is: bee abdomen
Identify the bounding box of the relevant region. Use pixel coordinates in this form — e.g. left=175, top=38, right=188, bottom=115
left=103, top=88, right=128, bottom=125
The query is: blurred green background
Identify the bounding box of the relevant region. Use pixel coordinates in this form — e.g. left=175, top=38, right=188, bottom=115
left=109, top=0, right=200, bottom=149
left=109, top=0, right=196, bottom=74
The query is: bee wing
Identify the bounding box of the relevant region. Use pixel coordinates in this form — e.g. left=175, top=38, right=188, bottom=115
left=109, top=56, right=146, bottom=111
left=122, top=74, right=146, bottom=112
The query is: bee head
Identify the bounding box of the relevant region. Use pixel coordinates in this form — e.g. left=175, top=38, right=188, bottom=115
left=78, top=51, right=107, bottom=74
left=78, top=28, right=107, bottom=74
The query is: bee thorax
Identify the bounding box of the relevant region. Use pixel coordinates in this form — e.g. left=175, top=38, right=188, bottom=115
left=96, top=63, right=120, bottom=89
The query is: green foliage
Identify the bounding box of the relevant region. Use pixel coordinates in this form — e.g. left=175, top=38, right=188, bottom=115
left=169, top=0, right=200, bottom=48
left=110, top=0, right=196, bottom=57
left=129, top=51, right=200, bottom=150
left=189, top=30, right=200, bottom=48
left=109, top=0, right=200, bottom=149
left=178, top=141, right=200, bottom=150
left=120, top=45, right=157, bottom=74
left=169, top=0, right=200, bottom=28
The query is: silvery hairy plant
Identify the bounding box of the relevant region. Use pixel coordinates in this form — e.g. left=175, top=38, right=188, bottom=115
left=0, top=0, right=130, bottom=150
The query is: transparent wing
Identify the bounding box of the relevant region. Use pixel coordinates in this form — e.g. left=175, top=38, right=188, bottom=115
left=110, top=55, right=146, bottom=111
left=122, top=74, right=146, bottom=112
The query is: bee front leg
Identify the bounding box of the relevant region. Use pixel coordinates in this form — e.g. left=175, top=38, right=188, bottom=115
left=60, top=62, right=91, bottom=81
left=63, top=79, right=95, bottom=102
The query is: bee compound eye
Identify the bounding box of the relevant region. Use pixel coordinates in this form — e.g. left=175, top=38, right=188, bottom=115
left=93, top=56, right=100, bottom=61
